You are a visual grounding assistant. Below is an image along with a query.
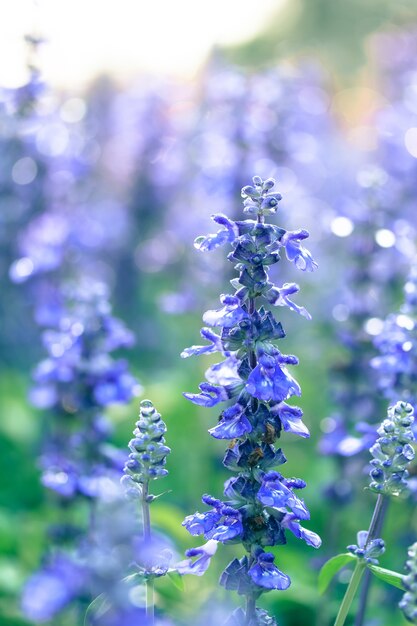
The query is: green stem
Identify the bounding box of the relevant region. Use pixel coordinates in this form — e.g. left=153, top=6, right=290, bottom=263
left=334, top=561, right=367, bottom=626
left=364, top=495, right=386, bottom=548
left=354, top=497, right=390, bottom=626
left=141, top=481, right=154, bottom=625
left=333, top=494, right=388, bottom=626
left=245, top=593, right=257, bottom=625
left=146, top=578, right=155, bottom=624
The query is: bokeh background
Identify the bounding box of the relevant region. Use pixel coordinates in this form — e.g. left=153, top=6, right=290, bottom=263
left=2, top=1, right=417, bottom=625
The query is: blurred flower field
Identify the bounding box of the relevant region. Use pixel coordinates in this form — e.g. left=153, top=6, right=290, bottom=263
left=2, top=2, right=417, bottom=625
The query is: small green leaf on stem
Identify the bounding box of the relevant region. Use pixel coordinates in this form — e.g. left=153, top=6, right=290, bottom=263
left=84, top=592, right=111, bottom=626
left=319, top=553, right=358, bottom=595
left=368, top=565, right=405, bottom=590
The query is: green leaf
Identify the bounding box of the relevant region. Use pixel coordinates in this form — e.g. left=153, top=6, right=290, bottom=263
left=84, top=593, right=111, bottom=626
left=368, top=565, right=405, bottom=590
left=122, top=572, right=145, bottom=585
left=318, top=553, right=357, bottom=594
left=167, top=570, right=185, bottom=591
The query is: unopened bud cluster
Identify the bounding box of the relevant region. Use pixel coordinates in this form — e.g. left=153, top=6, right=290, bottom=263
left=400, top=542, right=417, bottom=623
left=347, top=531, right=385, bottom=565
left=369, top=401, right=415, bottom=496
left=122, top=400, right=170, bottom=497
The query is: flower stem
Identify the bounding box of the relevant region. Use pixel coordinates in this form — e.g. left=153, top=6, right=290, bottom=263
left=333, top=494, right=388, bottom=626
left=334, top=560, right=367, bottom=626
left=141, top=480, right=154, bottom=624
left=146, top=580, right=155, bottom=624
left=354, top=497, right=389, bottom=626
left=364, top=494, right=387, bottom=548
left=245, top=593, right=256, bottom=625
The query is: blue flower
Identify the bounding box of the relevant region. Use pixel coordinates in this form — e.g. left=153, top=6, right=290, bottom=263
left=248, top=550, right=290, bottom=590
left=281, top=514, right=322, bottom=548
left=176, top=540, right=218, bottom=576
left=183, top=496, right=243, bottom=543
left=183, top=382, right=229, bottom=407
left=182, top=176, right=317, bottom=619
left=182, top=510, right=221, bottom=536
left=270, top=401, right=310, bottom=438
left=22, top=555, right=86, bottom=622
left=207, top=509, right=243, bottom=542
left=203, top=294, right=248, bottom=328
left=280, top=230, right=317, bottom=272
left=209, top=403, right=252, bottom=440
left=266, top=283, right=311, bottom=319
left=205, top=356, right=242, bottom=388
left=257, top=471, right=310, bottom=520
left=246, top=353, right=301, bottom=403
left=181, top=327, right=224, bottom=358
left=194, top=214, right=239, bottom=252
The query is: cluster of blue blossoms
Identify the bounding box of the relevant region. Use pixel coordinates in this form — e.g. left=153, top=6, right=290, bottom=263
left=31, top=282, right=140, bottom=501
left=372, top=266, right=417, bottom=418
left=22, top=283, right=141, bottom=623
left=179, top=176, right=320, bottom=624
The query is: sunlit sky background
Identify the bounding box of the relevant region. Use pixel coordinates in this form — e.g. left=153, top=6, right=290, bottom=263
left=1, top=0, right=285, bottom=89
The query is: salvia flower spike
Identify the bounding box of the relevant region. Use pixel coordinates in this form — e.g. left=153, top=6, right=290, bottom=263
left=181, top=176, right=320, bottom=625
left=369, top=400, right=415, bottom=497
left=333, top=401, right=415, bottom=626
left=121, top=399, right=171, bottom=624
left=400, top=542, right=417, bottom=623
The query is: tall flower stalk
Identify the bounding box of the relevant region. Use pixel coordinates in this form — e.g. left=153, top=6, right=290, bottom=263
left=332, top=401, right=415, bottom=626
left=400, top=542, right=417, bottom=623
left=22, top=282, right=141, bottom=623
left=180, top=176, right=320, bottom=625
left=121, top=399, right=171, bottom=624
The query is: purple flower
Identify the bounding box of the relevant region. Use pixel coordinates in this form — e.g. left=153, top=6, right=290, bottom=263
left=194, top=214, right=239, bottom=252
left=183, top=382, right=229, bottom=407
left=270, top=401, right=310, bottom=438
left=266, top=283, right=311, bottom=319
left=246, top=353, right=301, bottom=403
left=207, top=508, right=243, bottom=542
left=181, top=327, right=224, bottom=358
left=41, top=466, right=78, bottom=498
left=280, top=230, right=317, bottom=272
left=183, top=510, right=222, bottom=536
left=205, top=356, right=242, bottom=387
left=281, top=514, right=322, bottom=548
left=22, top=556, right=86, bottom=622
left=209, top=403, right=252, bottom=439
left=183, top=496, right=243, bottom=543
left=257, top=471, right=310, bottom=520
left=248, top=550, right=290, bottom=590
left=203, top=294, right=248, bottom=328
left=176, top=540, right=218, bottom=576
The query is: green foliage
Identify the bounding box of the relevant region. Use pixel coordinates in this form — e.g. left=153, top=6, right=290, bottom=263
left=319, top=554, right=358, bottom=595
left=368, top=565, right=405, bottom=590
